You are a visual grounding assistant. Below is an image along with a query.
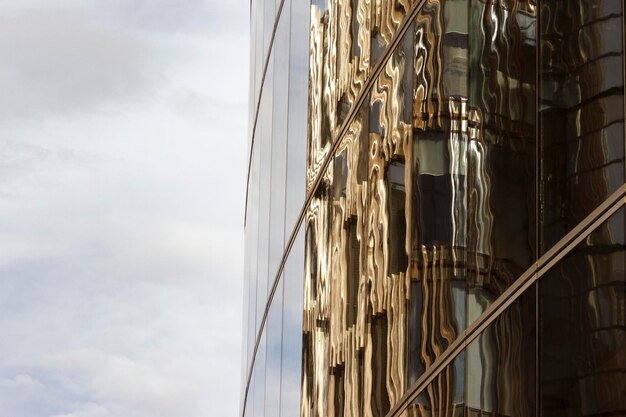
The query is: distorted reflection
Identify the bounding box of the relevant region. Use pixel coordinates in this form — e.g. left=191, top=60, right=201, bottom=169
left=541, top=208, right=626, bottom=417
left=407, top=354, right=465, bottom=417
left=540, top=0, right=625, bottom=250
left=467, top=0, right=537, bottom=317
left=300, top=0, right=623, bottom=416
left=466, top=287, right=536, bottom=417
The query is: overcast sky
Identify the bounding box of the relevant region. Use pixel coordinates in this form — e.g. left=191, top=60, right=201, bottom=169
left=0, top=1, right=248, bottom=416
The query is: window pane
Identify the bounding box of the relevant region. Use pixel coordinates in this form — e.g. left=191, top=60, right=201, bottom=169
left=264, top=277, right=283, bottom=416
left=268, top=1, right=291, bottom=278
left=467, top=0, right=537, bottom=323
left=409, top=0, right=469, bottom=385
left=540, top=206, right=626, bottom=417
left=540, top=0, right=625, bottom=252
left=281, top=225, right=305, bottom=416
left=466, top=286, right=536, bottom=416
left=256, top=55, right=274, bottom=328
left=399, top=282, right=537, bottom=417
left=253, top=330, right=267, bottom=417
left=407, top=353, right=466, bottom=417
left=284, top=0, right=309, bottom=231
left=246, top=142, right=261, bottom=370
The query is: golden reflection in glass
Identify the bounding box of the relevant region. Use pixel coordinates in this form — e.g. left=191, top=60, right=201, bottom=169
left=307, top=0, right=419, bottom=193
left=405, top=354, right=465, bottom=417
left=304, top=1, right=468, bottom=416
left=466, top=289, right=536, bottom=417
left=299, top=0, right=576, bottom=416
left=540, top=0, right=625, bottom=250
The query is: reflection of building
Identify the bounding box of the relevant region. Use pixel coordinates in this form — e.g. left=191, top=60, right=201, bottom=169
left=241, top=1, right=625, bottom=417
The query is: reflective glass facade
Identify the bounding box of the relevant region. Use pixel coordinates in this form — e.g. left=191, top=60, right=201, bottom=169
left=242, top=0, right=309, bottom=416
left=242, top=1, right=625, bottom=416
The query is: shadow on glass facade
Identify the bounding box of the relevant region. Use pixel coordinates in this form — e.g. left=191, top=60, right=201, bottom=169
left=242, top=0, right=625, bottom=416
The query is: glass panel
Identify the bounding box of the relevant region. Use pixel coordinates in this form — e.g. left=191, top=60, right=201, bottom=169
left=307, top=0, right=417, bottom=169
left=241, top=236, right=252, bottom=406
left=301, top=163, right=335, bottom=417
left=281, top=225, right=305, bottom=416
left=284, top=0, right=309, bottom=231
left=248, top=0, right=259, bottom=144
left=254, top=330, right=267, bottom=417
left=366, top=22, right=414, bottom=416
left=466, top=286, right=536, bottom=417
left=254, top=0, right=266, bottom=104
left=302, top=83, right=382, bottom=415
left=407, top=253, right=465, bottom=386
left=265, top=278, right=284, bottom=416
left=400, top=284, right=537, bottom=417
left=307, top=0, right=348, bottom=151
left=256, top=55, right=275, bottom=329
left=467, top=0, right=537, bottom=320
left=370, top=0, right=415, bottom=65
left=540, top=0, right=625, bottom=252
left=268, top=0, right=291, bottom=278
left=263, top=0, right=276, bottom=56
left=247, top=140, right=261, bottom=370
left=409, top=0, right=469, bottom=385
left=407, top=353, right=465, bottom=417
left=540, top=206, right=626, bottom=417
left=243, top=138, right=260, bottom=401
left=246, top=376, right=255, bottom=417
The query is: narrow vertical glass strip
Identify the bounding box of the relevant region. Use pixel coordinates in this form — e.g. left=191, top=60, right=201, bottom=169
left=281, top=225, right=305, bottom=416
left=264, top=278, right=284, bottom=416
left=408, top=0, right=469, bottom=389
left=539, top=0, right=625, bottom=252
left=269, top=0, right=291, bottom=279
left=253, top=330, right=267, bottom=417
left=540, top=206, right=626, bottom=416
left=256, top=52, right=275, bottom=330
left=284, top=0, right=309, bottom=232
left=467, top=0, right=537, bottom=322
left=466, top=286, right=536, bottom=417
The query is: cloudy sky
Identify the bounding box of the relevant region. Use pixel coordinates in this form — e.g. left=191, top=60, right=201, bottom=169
left=0, top=1, right=248, bottom=416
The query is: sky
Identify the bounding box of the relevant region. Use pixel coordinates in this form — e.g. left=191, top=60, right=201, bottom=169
left=0, top=1, right=248, bottom=416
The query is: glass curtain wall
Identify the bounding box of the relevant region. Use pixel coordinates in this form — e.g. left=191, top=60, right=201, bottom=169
left=241, top=0, right=310, bottom=416
left=242, top=0, right=625, bottom=415
left=298, top=0, right=625, bottom=417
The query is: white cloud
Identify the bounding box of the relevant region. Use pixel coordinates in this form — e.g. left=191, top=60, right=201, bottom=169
left=0, top=10, right=159, bottom=125
left=0, top=374, right=43, bottom=389
left=0, top=1, right=249, bottom=416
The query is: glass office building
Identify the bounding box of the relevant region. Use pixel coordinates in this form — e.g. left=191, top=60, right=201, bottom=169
left=242, top=1, right=626, bottom=416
